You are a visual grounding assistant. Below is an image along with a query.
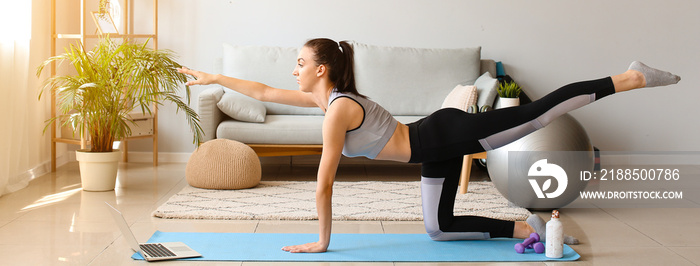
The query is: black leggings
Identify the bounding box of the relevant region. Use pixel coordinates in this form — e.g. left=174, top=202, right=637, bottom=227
left=408, top=77, right=616, bottom=240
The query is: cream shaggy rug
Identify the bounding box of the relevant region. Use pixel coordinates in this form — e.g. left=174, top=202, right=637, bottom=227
left=153, top=181, right=530, bottom=221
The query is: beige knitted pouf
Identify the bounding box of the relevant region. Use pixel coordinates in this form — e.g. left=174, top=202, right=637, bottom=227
left=186, top=139, right=261, bottom=189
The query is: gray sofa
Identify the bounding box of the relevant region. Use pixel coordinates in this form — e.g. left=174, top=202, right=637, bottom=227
left=198, top=42, right=499, bottom=157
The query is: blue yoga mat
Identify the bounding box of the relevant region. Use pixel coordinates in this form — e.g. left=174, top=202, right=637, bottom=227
left=132, top=231, right=580, bottom=262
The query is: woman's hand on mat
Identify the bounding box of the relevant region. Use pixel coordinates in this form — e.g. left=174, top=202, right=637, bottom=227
left=177, top=67, right=218, bottom=86
left=281, top=241, right=328, bottom=253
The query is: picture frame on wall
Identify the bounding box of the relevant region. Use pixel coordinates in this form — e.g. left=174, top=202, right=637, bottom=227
left=91, top=11, right=119, bottom=35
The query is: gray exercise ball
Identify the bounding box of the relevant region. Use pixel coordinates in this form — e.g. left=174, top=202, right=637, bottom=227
left=487, top=113, right=593, bottom=210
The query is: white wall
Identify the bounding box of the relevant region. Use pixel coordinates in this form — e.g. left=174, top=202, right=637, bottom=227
left=128, top=0, right=699, bottom=155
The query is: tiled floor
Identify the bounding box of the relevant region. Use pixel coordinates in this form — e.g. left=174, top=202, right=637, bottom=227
left=0, top=159, right=698, bottom=265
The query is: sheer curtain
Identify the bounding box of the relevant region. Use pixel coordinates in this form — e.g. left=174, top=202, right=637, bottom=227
left=0, top=0, right=50, bottom=197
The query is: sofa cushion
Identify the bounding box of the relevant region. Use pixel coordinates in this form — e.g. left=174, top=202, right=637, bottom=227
left=353, top=42, right=481, bottom=116
left=217, top=115, right=324, bottom=145
left=217, top=91, right=266, bottom=123
left=222, top=43, right=323, bottom=116
left=474, top=72, right=499, bottom=109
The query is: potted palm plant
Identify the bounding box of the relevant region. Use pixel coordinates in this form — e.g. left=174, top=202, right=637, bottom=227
left=497, top=80, right=522, bottom=108
left=37, top=37, right=203, bottom=191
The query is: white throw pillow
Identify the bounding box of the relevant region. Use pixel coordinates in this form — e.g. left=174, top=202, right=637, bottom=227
left=442, top=85, right=478, bottom=111
left=474, top=72, right=499, bottom=109
left=217, top=91, right=266, bottom=123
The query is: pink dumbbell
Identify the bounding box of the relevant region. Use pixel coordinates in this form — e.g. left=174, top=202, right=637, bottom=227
left=515, top=233, right=544, bottom=254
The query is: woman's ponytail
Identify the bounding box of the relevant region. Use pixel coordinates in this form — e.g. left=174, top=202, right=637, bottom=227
left=337, top=41, right=358, bottom=95
left=304, top=38, right=365, bottom=98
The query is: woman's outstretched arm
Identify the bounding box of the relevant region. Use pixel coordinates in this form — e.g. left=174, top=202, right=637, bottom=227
left=177, top=67, right=318, bottom=108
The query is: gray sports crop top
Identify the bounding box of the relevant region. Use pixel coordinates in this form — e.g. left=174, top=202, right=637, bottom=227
left=328, top=89, right=398, bottom=159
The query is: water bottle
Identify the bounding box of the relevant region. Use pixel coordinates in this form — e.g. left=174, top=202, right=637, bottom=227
left=546, top=210, right=563, bottom=258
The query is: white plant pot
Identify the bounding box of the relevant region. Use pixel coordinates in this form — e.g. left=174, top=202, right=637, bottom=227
left=499, top=97, right=520, bottom=108
left=75, top=149, right=121, bottom=191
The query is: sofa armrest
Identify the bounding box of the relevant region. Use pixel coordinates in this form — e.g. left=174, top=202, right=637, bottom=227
left=480, top=59, right=497, bottom=78
left=198, top=87, right=226, bottom=142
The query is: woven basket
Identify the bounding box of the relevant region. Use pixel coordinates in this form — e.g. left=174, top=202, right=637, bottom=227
left=186, top=139, right=261, bottom=189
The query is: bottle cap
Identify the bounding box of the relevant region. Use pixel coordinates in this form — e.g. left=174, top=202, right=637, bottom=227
left=552, top=210, right=559, bottom=219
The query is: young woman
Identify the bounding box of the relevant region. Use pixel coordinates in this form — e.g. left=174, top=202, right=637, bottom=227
left=178, top=38, right=680, bottom=253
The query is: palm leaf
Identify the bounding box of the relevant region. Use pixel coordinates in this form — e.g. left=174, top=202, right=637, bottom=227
left=37, top=37, right=203, bottom=152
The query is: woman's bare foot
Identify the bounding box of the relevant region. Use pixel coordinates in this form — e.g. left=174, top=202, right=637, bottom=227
left=612, top=69, right=646, bottom=93
left=513, top=221, right=536, bottom=239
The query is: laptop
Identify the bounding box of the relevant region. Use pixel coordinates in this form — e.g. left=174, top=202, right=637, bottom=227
left=105, top=202, right=202, bottom=261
